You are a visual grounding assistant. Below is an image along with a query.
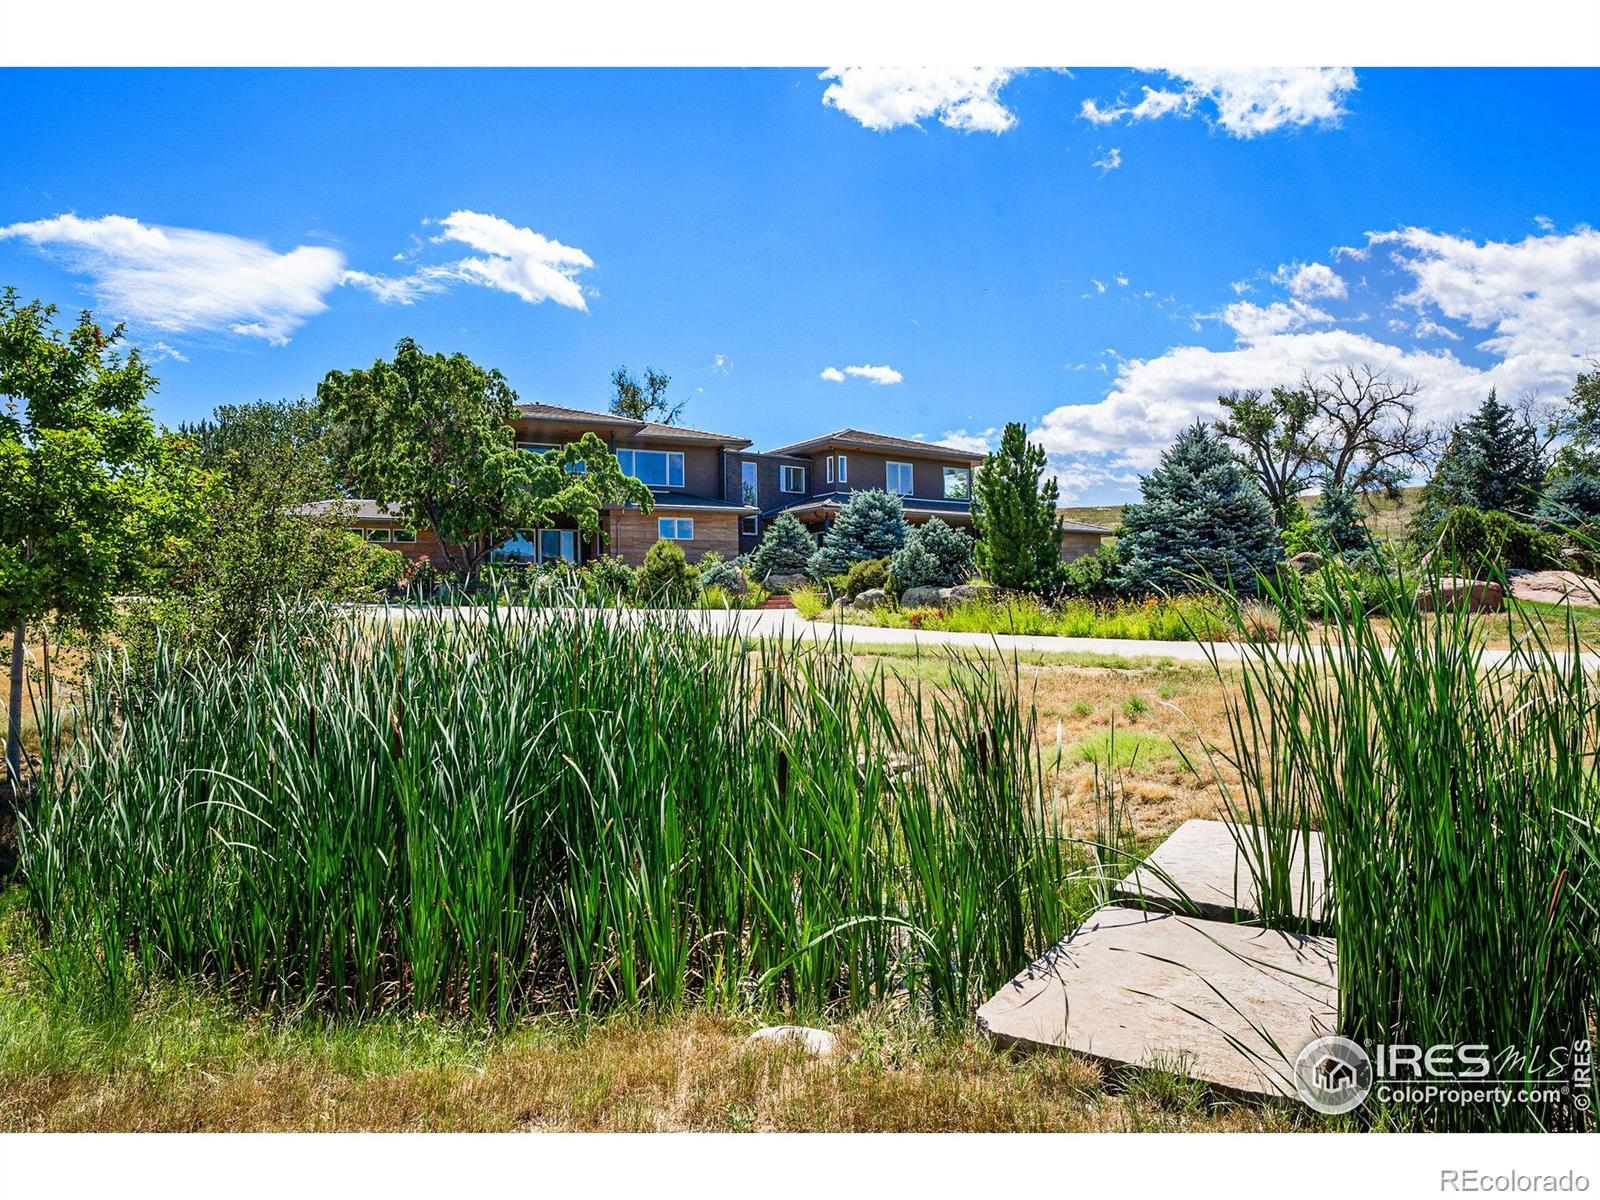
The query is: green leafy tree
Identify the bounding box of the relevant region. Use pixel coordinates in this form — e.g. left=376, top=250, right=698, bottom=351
left=167, top=399, right=368, bottom=648
left=317, top=339, right=651, bottom=581
left=1416, top=389, right=1548, bottom=536
left=1215, top=385, right=1321, bottom=527
left=1547, top=360, right=1600, bottom=480
left=0, top=292, right=200, bottom=785
left=1308, top=482, right=1373, bottom=555
left=750, top=512, right=816, bottom=581
left=609, top=365, right=683, bottom=425
left=890, top=518, right=974, bottom=591
left=1115, top=423, right=1282, bottom=595
left=972, top=423, right=1063, bottom=591
left=811, top=489, right=909, bottom=575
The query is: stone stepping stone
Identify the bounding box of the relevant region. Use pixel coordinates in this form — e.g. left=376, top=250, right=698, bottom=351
left=977, top=905, right=1337, bottom=1098
left=1114, top=818, right=1329, bottom=929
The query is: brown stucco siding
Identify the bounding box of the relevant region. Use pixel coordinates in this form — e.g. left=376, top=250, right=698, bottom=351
left=1058, top=532, right=1106, bottom=563
left=609, top=509, right=741, bottom=565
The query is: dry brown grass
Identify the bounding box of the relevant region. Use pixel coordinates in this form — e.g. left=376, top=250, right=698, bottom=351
left=0, top=1006, right=1315, bottom=1133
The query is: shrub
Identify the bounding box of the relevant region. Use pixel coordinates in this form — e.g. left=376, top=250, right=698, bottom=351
left=788, top=585, right=828, bottom=619
left=696, top=551, right=748, bottom=595
left=580, top=554, right=635, bottom=604
left=750, top=513, right=816, bottom=582
left=840, top=557, right=891, bottom=601
left=1422, top=506, right=1558, bottom=573
left=1054, top=543, right=1118, bottom=598
left=1115, top=424, right=1282, bottom=595
left=322, top=532, right=407, bottom=600
left=635, top=540, right=700, bottom=606
left=1308, top=483, right=1373, bottom=555
left=810, top=490, right=908, bottom=576
left=890, top=519, right=973, bottom=592
left=1536, top=472, right=1600, bottom=528
left=1281, top=514, right=1318, bottom=557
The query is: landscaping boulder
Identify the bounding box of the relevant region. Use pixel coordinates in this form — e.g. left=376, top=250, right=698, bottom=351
left=764, top=572, right=811, bottom=594
left=946, top=582, right=998, bottom=605
left=1414, top=576, right=1504, bottom=613
left=1507, top=569, right=1600, bottom=609
left=745, top=1026, right=838, bottom=1058
left=852, top=587, right=891, bottom=611
left=1287, top=551, right=1325, bottom=574
left=898, top=585, right=949, bottom=609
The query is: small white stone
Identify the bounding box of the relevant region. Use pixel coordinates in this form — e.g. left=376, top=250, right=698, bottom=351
left=745, top=1025, right=838, bottom=1057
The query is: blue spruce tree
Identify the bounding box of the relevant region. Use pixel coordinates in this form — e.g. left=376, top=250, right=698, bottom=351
left=810, top=489, right=909, bottom=575
left=1115, top=423, right=1282, bottom=594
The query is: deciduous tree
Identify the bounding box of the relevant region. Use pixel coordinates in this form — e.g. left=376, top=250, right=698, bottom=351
left=0, top=291, right=200, bottom=786
left=317, top=339, right=651, bottom=581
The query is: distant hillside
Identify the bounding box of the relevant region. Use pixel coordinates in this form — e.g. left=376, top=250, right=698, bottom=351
left=1059, top=486, right=1426, bottom=544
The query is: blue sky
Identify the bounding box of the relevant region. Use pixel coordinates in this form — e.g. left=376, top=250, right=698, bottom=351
left=2, top=67, right=1596, bottom=502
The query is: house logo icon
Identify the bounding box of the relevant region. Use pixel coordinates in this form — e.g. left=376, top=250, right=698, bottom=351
left=1293, top=1035, right=1373, bottom=1114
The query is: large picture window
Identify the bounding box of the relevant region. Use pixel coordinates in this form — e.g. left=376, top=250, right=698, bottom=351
left=887, top=461, right=913, bottom=495
left=617, top=448, right=685, bottom=488
left=943, top=466, right=971, bottom=499
left=659, top=517, right=695, bottom=540
left=494, top=529, right=576, bottom=564
left=780, top=464, right=806, bottom=493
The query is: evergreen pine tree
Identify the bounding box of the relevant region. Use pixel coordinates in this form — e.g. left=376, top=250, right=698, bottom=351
left=972, top=422, right=1063, bottom=590
left=750, top=512, right=817, bottom=580
left=810, top=489, right=909, bottom=575
left=1115, top=423, right=1282, bottom=594
left=1419, top=389, right=1547, bottom=525
left=890, top=518, right=975, bottom=590
left=1309, top=482, right=1373, bottom=555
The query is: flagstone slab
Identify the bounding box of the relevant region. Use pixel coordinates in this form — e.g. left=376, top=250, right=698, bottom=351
left=1114, top=818, right=1329, bottom=928
left=977, top=905, right=1338, bottom=1098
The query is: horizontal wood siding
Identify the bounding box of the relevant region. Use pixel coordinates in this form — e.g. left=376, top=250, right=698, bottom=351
left=1058, top=532, right=1106, bottom=563
left=610, top=509, right=741, bottom=565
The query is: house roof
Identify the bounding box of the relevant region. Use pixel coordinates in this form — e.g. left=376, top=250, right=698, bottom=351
left=515, top=401, right=750, bottom=448
left=1056, top=515, right=1116, bottom=535
left=763, top=428, right=987, bottom=463
left=287, top=498, right=404, bottom=521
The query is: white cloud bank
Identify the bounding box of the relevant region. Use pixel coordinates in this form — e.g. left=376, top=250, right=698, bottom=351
left=0, top=213, right=346, bottom=345
left=1081, top=69, right=1358, bottom=139
left=345, top=210, right=594, bottom=311
left=1039, top=226, right=1600, bottom=501
left=820, top=68, right=1019, bottom=133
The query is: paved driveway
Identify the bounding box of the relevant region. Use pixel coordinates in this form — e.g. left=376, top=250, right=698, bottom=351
left=370, top=603, right=1600, bottom=670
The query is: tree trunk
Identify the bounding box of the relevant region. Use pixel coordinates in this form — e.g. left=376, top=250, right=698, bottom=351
left=5, top=622, right=23, bottom=793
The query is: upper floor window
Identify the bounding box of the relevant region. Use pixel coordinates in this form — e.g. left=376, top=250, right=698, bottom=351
left=780, top=464, right=806, bottom=493
left=825, top=456, right=834, bottom=485
left=837, top=454, right=848, bottom=484
left=741, top=460, right=758, bottom=506
left=365, top=528, right=391, bottom=543
left=617, top=448, right=685, bottom=488
left=391, top=529, right=417, bottom=544
left=518, top=441, right=585, bottom=473
left=886, top=461, right=914, bottom=495
left=943, top=466, right=971, bottom=500
left=659, top=517, right=695, bottom=541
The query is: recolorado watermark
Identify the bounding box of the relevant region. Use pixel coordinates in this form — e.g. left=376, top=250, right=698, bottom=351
left=1440, top=1169, right=1590, bottom=1193
left=1292, top=1035, right=1592, bottom=1115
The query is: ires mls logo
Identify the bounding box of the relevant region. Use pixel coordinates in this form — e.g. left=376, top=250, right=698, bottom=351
left=1294, top=1036, right=1374, bottom=1114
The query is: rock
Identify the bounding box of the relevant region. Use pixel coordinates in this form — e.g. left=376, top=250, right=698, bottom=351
left=745, top=1026, right=838, bottom=1058
left=946, top=582, right=998, bottom=605
left=1414, top=577, right=1504, bottom=613
left=852, top=587, right=891, bottom=611
left=764, top=572, right=811, bottom=594
left=1287, top=551, right=1325, bottom=575
left=1507, top=569, right=1600, bottom=609
left=898, top=585, right=949, bottom=610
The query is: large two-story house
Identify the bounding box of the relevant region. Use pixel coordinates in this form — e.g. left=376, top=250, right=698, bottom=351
left=315, top=401, right=1112, bottom=568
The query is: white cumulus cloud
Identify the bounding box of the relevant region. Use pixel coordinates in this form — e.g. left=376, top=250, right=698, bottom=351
left=1035, top=226, right=1600, bottom=502
left=844, top=364, right=903, bottom=385
left=820, top=68, right=1019, bottom=133
left=1093, top=146, right=1123, bottom=173
left=1279, top=260, right=1348, bottom=301
left=936, top=427, right=999, bottom=454
left=0, top=213, right=346, bottom=345
left=345, top=210, right=595, bottom=311
left=1081, top=69, right=1358, bottom=139
left=819, top=366, right=846, bottom=382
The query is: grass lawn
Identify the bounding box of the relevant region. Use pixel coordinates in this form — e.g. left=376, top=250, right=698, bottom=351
left=1058, top=485, right=1426, bottom=546
left=0, top=892, right=1319, bottom=1133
